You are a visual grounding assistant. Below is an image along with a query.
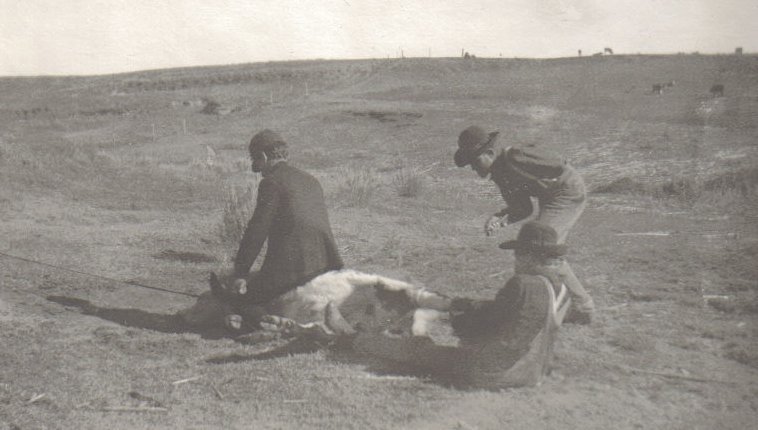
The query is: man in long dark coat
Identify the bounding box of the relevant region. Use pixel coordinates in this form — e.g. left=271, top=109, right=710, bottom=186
left=223, top=129, right=343, bottom=326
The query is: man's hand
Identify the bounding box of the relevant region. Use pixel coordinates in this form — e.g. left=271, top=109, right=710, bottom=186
left=225, top=314, right=243, bottom=331
left=231, top=278, right=247, bottom=295
left=450, top=298, right=475, bottom=315
left=484, top=214, right=507, bottom=236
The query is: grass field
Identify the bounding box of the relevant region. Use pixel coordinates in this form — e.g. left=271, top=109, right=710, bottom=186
left=1, top=54, right=757, bottom=429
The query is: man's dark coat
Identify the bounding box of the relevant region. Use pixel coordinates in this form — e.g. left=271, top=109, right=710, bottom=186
left=489, top=146, right=584, bottom=224
left=234, top=162, right=343, bottom=302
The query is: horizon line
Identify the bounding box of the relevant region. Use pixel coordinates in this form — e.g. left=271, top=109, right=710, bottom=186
left=2, top=50, right=752, bottom=79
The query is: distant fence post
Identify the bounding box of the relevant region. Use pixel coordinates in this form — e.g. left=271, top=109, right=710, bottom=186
left=182, top=118, right=187, bottom=135
left=152, top=124, right=156, bottom=143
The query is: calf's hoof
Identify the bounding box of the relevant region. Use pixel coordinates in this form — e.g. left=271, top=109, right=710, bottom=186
left=260, top=315, right=297, bottom=333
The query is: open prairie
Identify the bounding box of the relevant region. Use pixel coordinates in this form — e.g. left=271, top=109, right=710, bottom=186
left=1, top=55, right=757, bottom=429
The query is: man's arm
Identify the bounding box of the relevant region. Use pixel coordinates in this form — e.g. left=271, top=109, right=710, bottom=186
left=500, top=187, right=533, bottom=224
left=485, top=187, right=534, bottom=235
left=233, top=179, right=280, bottom=277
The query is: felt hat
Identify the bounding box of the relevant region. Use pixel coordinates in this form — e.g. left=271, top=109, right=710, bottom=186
left=249, top=129, right=287, bottom=154
left=499, top=221, right=567, bottom=257
left=454, top=125, right=499, bottom=167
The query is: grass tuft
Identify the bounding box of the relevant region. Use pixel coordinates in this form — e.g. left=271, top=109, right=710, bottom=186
left=200, top=97, right=221, bottom=115
left=724, top=342, right=758, bottom=369
left=219, top=181, right=257, bottom=245
left=338, top=168, right=379, bottom=207
left=392, top=167, right=425, bottom=198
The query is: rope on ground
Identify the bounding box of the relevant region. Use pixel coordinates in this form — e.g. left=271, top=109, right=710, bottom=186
left=0, top=250, right=199, bottom=298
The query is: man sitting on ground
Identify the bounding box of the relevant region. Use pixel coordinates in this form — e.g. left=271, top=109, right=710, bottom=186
left=349, top=221, right=571, bottom=389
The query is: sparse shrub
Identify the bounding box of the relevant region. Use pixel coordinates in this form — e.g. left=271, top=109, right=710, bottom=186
left=703, top=167, right=758, bottom=196
left=592, top=177, right=650, bottom=195
left=593, top=167, right=758, bottom=207
left=339, top=168, right=379, bottom=207
left=659, top=177, right=701, bottom=202
left=201, top=97, right=220, bottom=115
left=706, top=297, right=737, bottom=313
left=724, top=342, right=758, bottom=369
left=219, top=181, right=257, bottom=245
left=392, top=167, right=425, bottom=198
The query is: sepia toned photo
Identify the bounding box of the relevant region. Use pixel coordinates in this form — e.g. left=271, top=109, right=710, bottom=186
left=1, top=1, right=757, bottom=428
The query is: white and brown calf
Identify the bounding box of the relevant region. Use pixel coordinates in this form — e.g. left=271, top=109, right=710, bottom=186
left=179, top=269, right=451, bottom=341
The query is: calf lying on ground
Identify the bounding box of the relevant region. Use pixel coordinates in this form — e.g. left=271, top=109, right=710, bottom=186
left=179, top=269, right=452, bottom=340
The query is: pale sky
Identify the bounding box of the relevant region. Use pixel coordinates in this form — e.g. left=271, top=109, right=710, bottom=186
left=1, top=0, right=756, bottom=76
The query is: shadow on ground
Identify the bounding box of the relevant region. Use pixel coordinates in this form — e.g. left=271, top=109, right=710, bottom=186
left=45, top=295, right=476, bottom=389
left=204, top=335, right=468, bottom=389
left=204, top=337, right=325, bottom=364
left=46, top=295, right=229, bottom=339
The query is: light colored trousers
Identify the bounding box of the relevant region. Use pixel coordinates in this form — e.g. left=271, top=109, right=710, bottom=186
left=536, top=172, right=595, bottom=312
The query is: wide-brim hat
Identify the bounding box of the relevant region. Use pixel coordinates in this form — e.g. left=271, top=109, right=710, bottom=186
left=499, top=221, right=568, bottom=257
left=454, top=126, right=499, bottom=167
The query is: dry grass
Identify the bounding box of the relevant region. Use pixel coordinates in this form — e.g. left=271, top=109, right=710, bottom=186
left=592, top=166, right=758, bottom=207
left=337, top=167, right=380, bottom=207
left=218, top=181, right=258, bottom=245
left=392, top=167, right=425, bottom=198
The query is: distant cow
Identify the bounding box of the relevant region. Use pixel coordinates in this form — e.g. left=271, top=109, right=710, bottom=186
left=651, top=80, right=675, bottom=95
left=604, top=47, right=614, bottom=55
left=710, top=84, right=725, bottom=97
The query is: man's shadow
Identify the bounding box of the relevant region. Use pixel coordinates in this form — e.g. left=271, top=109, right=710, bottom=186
left=46, top=295, right=229, bottom=340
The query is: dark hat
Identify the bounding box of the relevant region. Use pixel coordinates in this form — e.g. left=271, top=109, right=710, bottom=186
left=249, top=129, right=287, bottom=154
left=454, top=126, right=499, bottom=167
left=499, top=221, right=567, bottom=257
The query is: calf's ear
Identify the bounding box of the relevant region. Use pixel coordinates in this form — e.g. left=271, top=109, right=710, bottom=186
left=209, top=272, right=224, bottom=297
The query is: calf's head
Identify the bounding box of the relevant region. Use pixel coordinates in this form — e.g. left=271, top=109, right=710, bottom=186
left=176, top=272, right=230, bottom=328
